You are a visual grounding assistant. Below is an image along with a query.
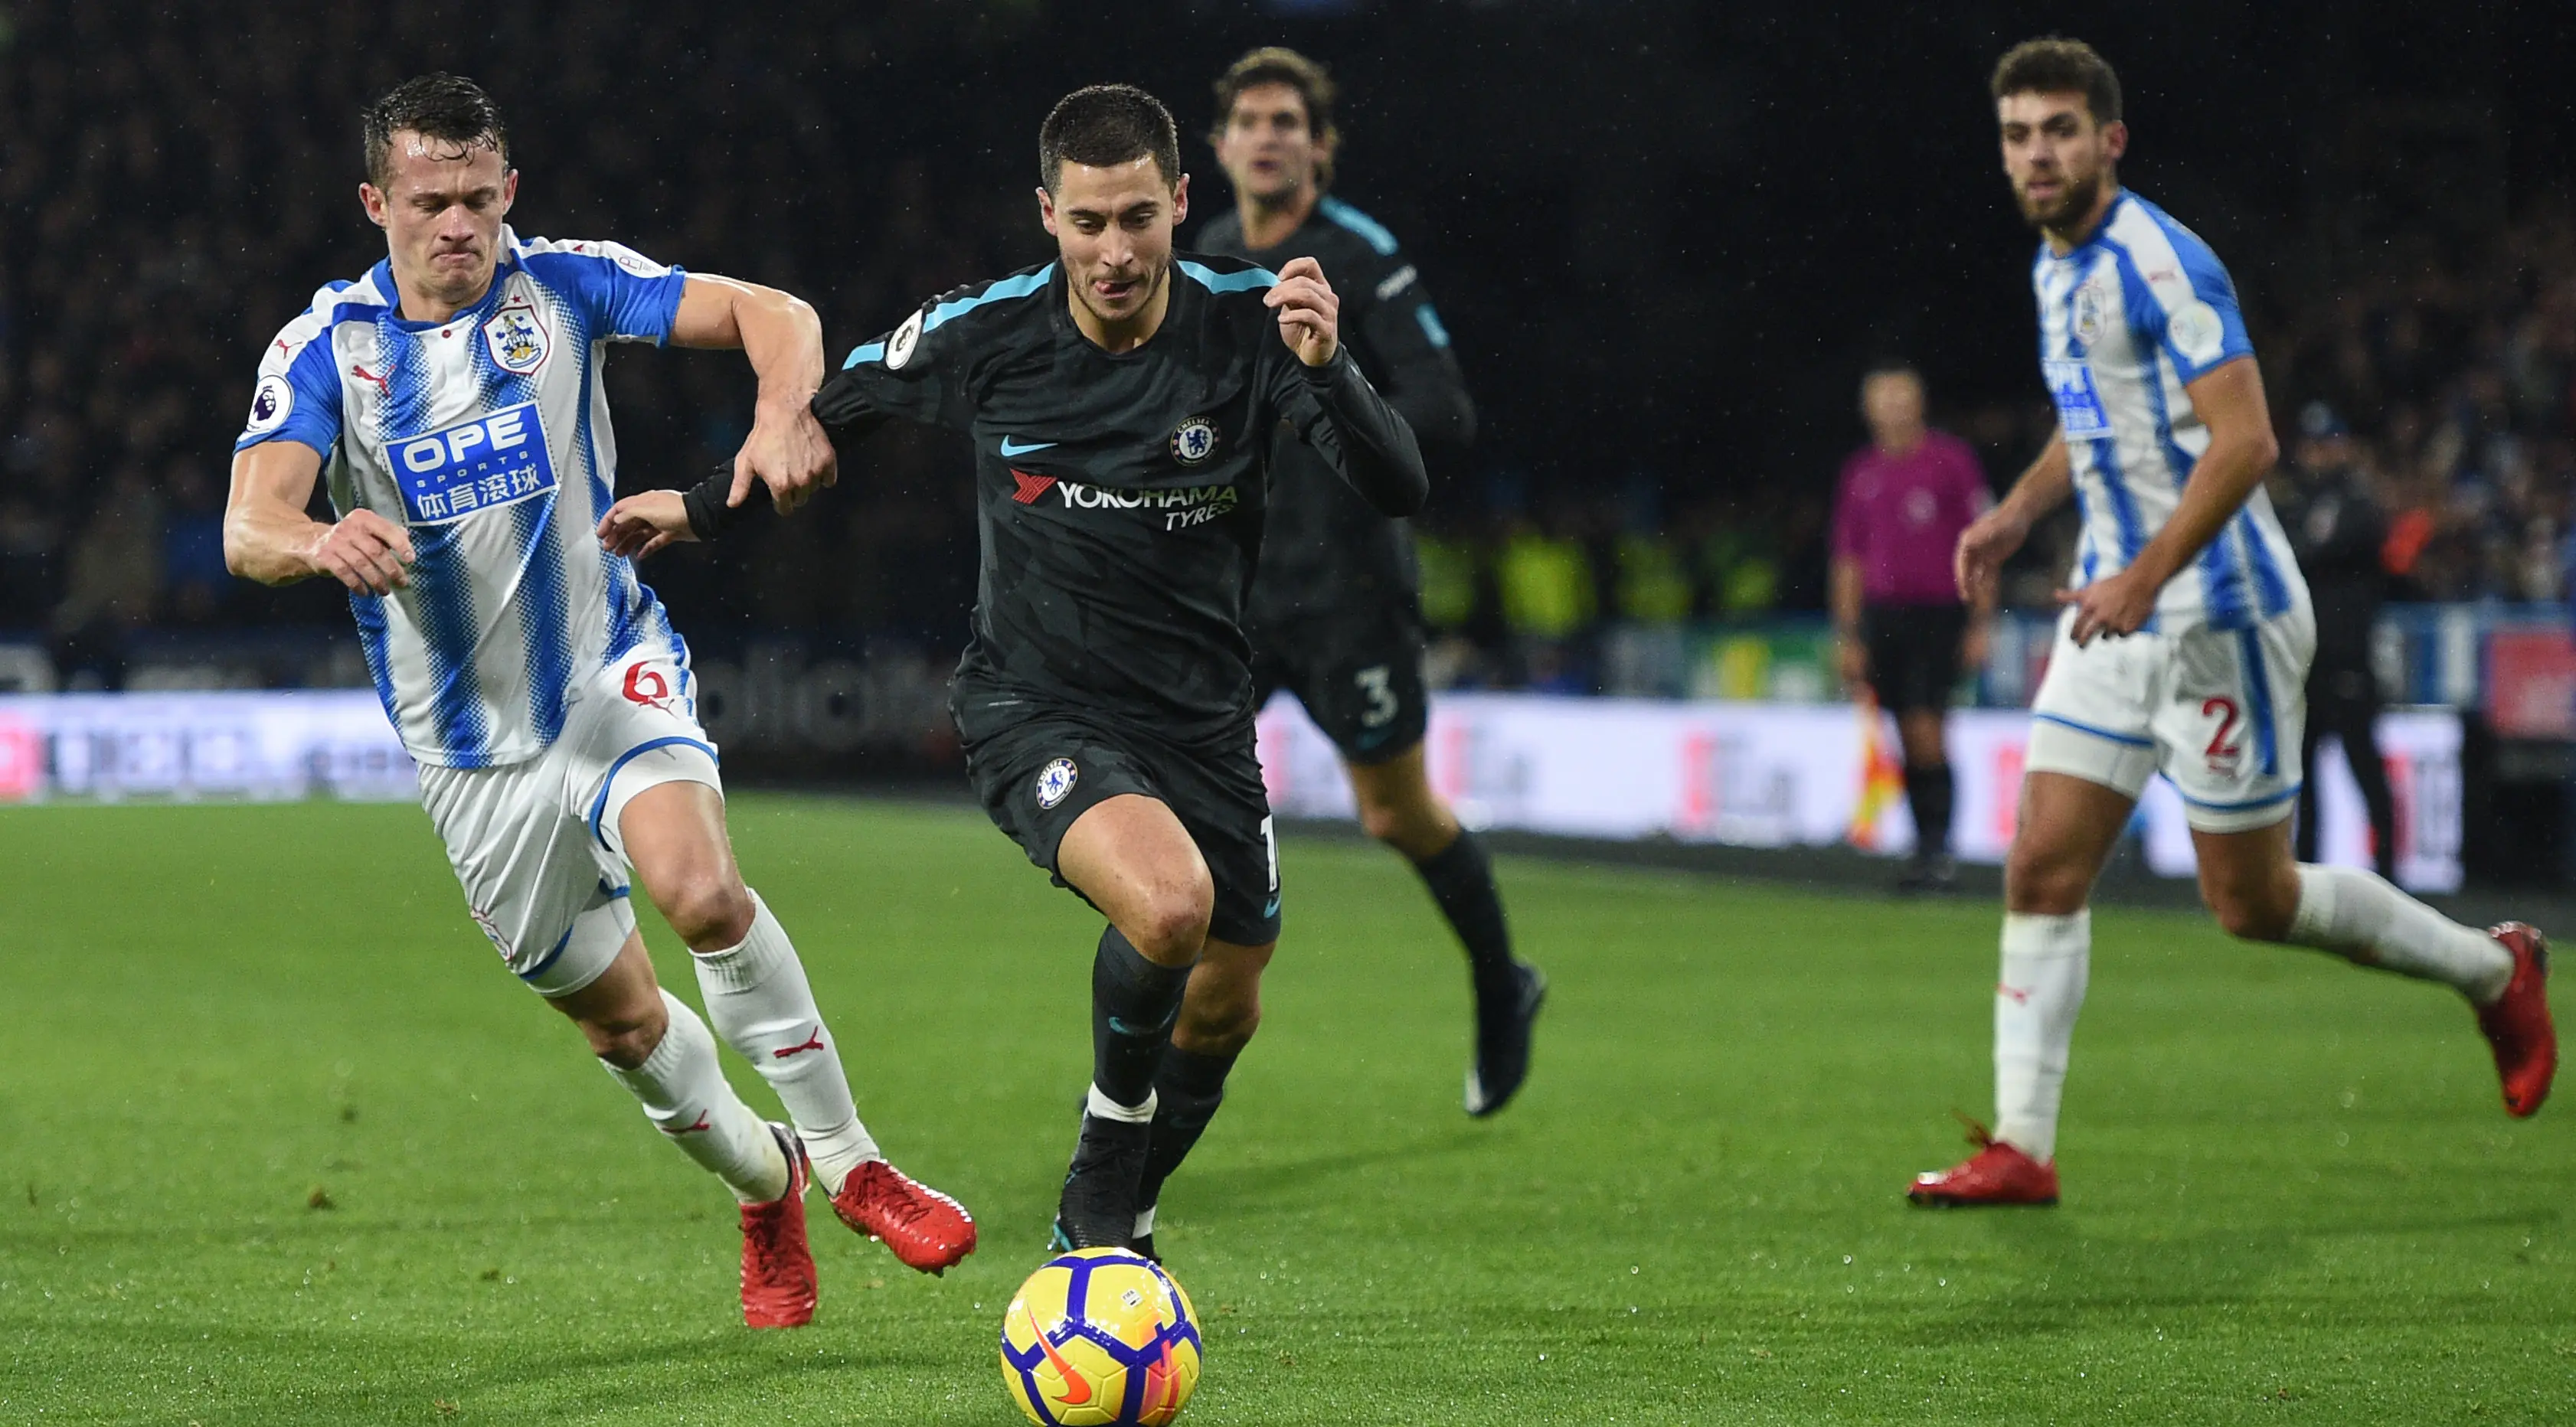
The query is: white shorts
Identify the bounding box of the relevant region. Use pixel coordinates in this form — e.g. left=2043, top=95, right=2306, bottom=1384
left=2025, top=602, right=2315, bottom=833
left=416, top=647, right=722, bottom=997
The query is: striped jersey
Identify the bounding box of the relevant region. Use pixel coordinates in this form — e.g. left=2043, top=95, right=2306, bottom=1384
left=235, top=228, right=689, bottom=767
left=2033, top=189, right=2305, bottom=632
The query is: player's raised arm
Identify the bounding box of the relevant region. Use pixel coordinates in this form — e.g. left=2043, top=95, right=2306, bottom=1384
left=225, top=439, right=416, bottom=593
left=1267, top=256, right=1428, bottom=517
left=669, top=274, right=836, bottom=514
left=2058, top=356, right=2279, bottom=645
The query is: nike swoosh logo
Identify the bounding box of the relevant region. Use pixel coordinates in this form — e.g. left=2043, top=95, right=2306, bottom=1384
left=1000, top=437, right=1058, bottom=457
left=1036, top=1331, right=1094, bottom=1406
left=1263, top=896, right=1282, bottom=918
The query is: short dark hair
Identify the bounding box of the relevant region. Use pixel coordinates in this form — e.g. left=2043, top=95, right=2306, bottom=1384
left=361, top=73, right=509, bottom=189
left=1211, top=47, right=1342, bottom=190
left=1039, top=84, right=1182, bottom=193
left=1989, top=38, right=2122, bottom=126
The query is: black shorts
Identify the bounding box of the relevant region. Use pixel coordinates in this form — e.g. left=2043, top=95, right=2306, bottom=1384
left=954, top=697, right=1281, bottom=947
left=1863, top=602, right=1968, bottom=714
left=1247, top=605, right=1430, bottom=766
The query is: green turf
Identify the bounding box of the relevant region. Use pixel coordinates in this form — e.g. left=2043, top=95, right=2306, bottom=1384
left=1, top=795, right=2568, bottom=1425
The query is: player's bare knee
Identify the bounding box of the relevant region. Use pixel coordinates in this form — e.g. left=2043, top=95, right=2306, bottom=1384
left=1126, top=882, right=1213, bottom=964
left=2205, top=877, right=2297, bottom=942
left=1356, top=794, right=1408, bottom=846
left=655, top=872, right=754, bottom=950
left=580, top=998, right=669, bottom=1069
left=2004, top=851, right=2089, bottom=916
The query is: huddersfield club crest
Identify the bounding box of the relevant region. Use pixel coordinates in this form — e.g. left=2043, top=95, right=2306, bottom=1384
left=482, top=296, right=551, bottom=374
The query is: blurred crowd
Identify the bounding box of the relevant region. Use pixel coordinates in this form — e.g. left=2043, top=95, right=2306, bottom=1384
left=5, top=5, right=2574, bottom=696
left=2266, top=205, right=2576, bottom=606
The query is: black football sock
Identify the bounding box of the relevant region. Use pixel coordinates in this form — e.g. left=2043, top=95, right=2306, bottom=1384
left=1138, top=1045, right=1240, bottom=1210
left=1905, top=763, right=1957, bottom=860
left=1411, top=829, right=1516, bottom=990
left=1092, top=926, right=1192, bottom=1112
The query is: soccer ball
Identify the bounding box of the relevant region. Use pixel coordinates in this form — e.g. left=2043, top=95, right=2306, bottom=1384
left=999, top=1248, right=1203, bottom=1426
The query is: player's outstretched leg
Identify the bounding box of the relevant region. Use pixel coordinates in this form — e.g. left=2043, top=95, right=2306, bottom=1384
left=1348, top=746, right=1545, bottom=1117
left=2260, top=857, right=2554, bottom=1116
left=1053, top=797, right=1210, bottom=1252
left=2188, top=817, right=2552, bottom=1115
left=620, top=780, right=975, bottom=1273
left=1133, top=936, right=1274, bottom=1261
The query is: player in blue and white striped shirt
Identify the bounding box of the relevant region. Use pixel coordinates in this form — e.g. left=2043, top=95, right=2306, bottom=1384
left=1913, top=39, right=2553, bottom=1208
left=223, top=73, right=972, bottom=1322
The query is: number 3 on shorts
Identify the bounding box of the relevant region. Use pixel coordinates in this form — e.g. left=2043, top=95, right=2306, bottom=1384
left=1355, top=665, right=1398, bottom=729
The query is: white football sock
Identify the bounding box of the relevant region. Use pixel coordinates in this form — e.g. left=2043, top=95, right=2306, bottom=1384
left=691, top=890, right=881, bottom=1194
left=2287, top=864, right=2512, bottom=1004
left=1994, top=909, right=2090, bottom=1164
left=603, top=989, right=789, bottom=1203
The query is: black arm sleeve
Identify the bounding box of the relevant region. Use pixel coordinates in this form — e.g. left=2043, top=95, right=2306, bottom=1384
left=808, top=294, right=979, bottom=439
left=1281, top=348, right=1430, bottom=517
left=680, top=463, right=774, bottom=542
left=1356, top=263, right=1477, bottom=452
left=1382, top=362, right=1477, bottom=453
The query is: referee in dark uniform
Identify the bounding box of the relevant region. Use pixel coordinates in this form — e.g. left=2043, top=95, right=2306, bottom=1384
left=1198, top=47, right=1545, bottom=1119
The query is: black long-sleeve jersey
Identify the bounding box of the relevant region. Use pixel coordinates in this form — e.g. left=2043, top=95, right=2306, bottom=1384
left=1198, top=197, right=1475, bottom=624
left=808, top=253, right=1429, bottom=748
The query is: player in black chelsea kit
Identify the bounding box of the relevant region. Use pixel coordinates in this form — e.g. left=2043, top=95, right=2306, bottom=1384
left=1200, top=49, right=1545, bottom=1117
left=602, top=86, right=1427, bottom=1259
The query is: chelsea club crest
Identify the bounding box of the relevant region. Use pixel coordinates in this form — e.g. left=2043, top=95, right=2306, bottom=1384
left=1035, top=757, right=1080, bottom=810
left=1170, top=416, right=1220, bottom=466
left=483, top=296, right=551, bottom=374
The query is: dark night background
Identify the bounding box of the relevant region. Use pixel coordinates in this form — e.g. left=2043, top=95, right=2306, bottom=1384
left=5, top=0, right=2576, bottom=693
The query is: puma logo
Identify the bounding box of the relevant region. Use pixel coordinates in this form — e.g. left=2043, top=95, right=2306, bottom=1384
left=1996, top=984, right=2031, bottom=1004
left=773, top=1027, right=827, bottom=1060
left=351, top=364, right=392, bottom=398
left=662, top=1112, right=713, bottom=1136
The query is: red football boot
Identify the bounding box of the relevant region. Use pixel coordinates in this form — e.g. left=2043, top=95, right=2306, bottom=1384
left=1907, top=1119, right=2060, bottom=1207
left=831, top=1159, right=978, bottom=1274
left=2478, top=922, right=2555, bottom=1118
left=740, top=1124, right=817, bottom=1328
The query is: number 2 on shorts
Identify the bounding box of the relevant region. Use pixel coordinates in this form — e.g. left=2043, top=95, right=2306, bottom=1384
left=2202, top=695, right=2243, bottom=767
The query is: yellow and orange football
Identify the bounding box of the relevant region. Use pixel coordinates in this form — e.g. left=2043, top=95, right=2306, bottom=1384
left=999, top=1248, right=1204, bottom=1426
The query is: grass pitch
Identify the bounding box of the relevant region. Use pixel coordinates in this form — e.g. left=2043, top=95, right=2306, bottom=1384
left=1, top=795, right=2568, bottom=1425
